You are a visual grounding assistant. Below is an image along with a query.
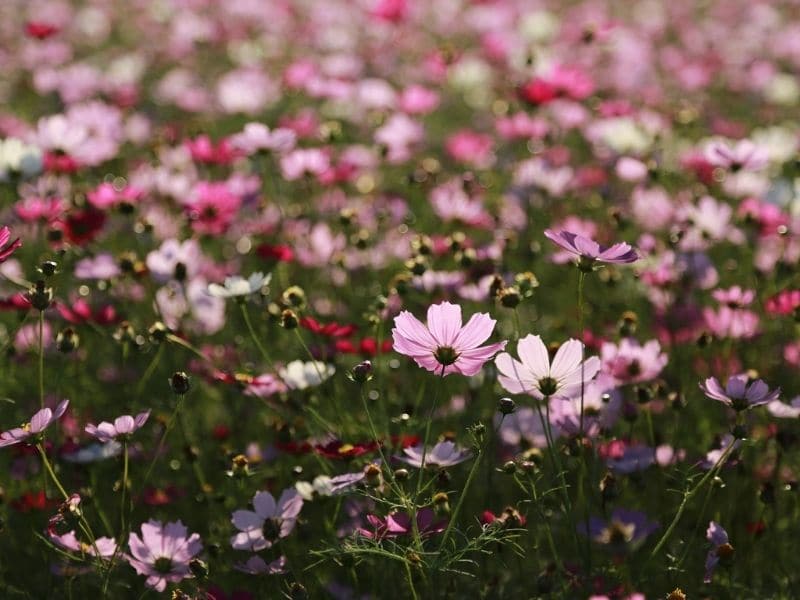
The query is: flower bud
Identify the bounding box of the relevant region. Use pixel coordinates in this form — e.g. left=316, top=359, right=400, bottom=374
left=501, top=460, right=517, bottom=475
left=350, top=360, right=373, bottom=383
left=39, top=261, right=58, bottom=277
left=189, top=558, right=208, bottom=580
left=281, top=309, right=299, bottom=329
left=26, top=280, right=52, bottom=311
left=56, top=328, right=79, bottom=353
left=498, top=286, right=521, bottom=308
left=433, top=492, right=450, bottom=516
left=170, top=371, right=191, bottom=395
left=393, top=468, right=409, bottom=482
left=230, top=454, right=249, bottom=478
left=289, top=583, right=308, bottom=600
left=281, top=286, right=306, bottom=309
left=148, top=321, right=170, bottom=342
left=498, top=397, right=516, bottom=415
left=666, top=589, right=687, bottom=600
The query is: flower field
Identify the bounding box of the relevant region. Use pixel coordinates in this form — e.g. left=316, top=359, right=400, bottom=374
left=1, top=0, right=800, bottom=598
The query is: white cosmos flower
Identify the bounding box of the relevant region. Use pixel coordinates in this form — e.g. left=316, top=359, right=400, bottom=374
left=207, top=272, right=270, bottom=299
left=279, top=360, right=335, bottom=390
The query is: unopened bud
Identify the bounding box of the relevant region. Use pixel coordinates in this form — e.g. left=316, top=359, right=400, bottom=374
left=498, top=397, right=516, bottom=415
left=170, top=371, right=191, bottom=395
left=281, top=309, right=298, bottom=329
left=56, top=328, right=79, bottom=353
left=350, top=360, right=373, bottom=383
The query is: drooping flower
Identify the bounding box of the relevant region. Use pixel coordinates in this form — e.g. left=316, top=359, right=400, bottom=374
left=0, top=226, right=22, bottom=263
left=49, top=530, right=118, bottom=558
left=392, top=301, right=507, bottom=376
left=700, top=374, right=780, bottom=411
left=396, top=440, right=472, bottom=468
left=234, top=555, right=287, bottom=575
left=495, top=335, right=600, bottom=399
left=85, top=411, right=150, bottom=442
left=126, top=520, right=203, bottom=592
left=704, top=521, right=734, bottom=583
left=544, top=229, right=639, bottom=269
left=0, top=400, right=69, bottom=448
left=230, top=489, right=303, bottom=552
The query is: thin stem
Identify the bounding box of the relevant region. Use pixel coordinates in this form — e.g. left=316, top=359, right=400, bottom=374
left=141, top=396, right=184, bottom=490
left=135, top=345, right=164, bottom=400
left=240, top=302, right=276, bottom=372
left=120, top=442, right=129, bottom=536
left=404, top=562, right=420, bottom=600
left=648, top=441, right=737, bottom=560
left=438, top=441, right=484, bottom=554
left=38, top=311, right=45, bottom=410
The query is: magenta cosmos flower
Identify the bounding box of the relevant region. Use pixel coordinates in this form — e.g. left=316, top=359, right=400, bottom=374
left=85, top=411, right=150, bottom=442
left=392, top=301, right=507, bottom=376
left=0, top=226, right=22, bottom=263
left=495, top=335, right=600, bottom=399
left=126, top=520, right=203, bottom=592
left=700, top=374, right=779, bottom=411
left=230, top=489, right=304, bottom=552
left=544, top=229, right=639, bottom=269
left=0, top=400, right=69, bottom=447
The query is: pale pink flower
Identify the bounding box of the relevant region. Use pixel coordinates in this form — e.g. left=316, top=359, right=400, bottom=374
left=495, top=335, right=600, bottom=399
left=85, top=411, right=150, bottom=442
left=230, top=489, right=304, bottom=552
left=700, top=374, right=779, bottom=411
left=126, top=520, right=203, bottom=592
left=392, top=301, right=506, bottom=376
left=0, top=400, right=69, bottom=448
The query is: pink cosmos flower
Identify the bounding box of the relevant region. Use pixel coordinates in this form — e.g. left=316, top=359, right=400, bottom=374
left=601, top=339, right=668, bottom=385
left=0, top=400, right=69, bottom=447
left=230, top=489, right=304, bottom=552
left=544, top=229, right=639, bottom=268
left=126, top=520, right=203, bottom=592
left=700, top=374, right=780, bottom=411
left=444, top=130, right=494, bottom=169
left=705, top=139, right=767, bottom=171
left=0, top=226, right=22, bottom=263
left=391, top=301, right=507, bottom=376
left=49, top=530, right=117, bottom=558
left=358, top=507, right=446, bottom=541
left=85, top=411, right=150, bottom=442
left=495, top=335, right=601, bottom=399
left=183, top=182, right=242, bottom=235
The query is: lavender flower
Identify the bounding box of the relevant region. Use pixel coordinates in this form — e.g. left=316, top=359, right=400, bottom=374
left=700, top=374, right=780, bottom=411
left=230, top=489, right=304, bottom=551
left=704, top=521, right=734, bottom=583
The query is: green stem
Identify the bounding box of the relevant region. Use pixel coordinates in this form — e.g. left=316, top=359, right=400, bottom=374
left=438, top=442, right=484, bottom=554
left=38, top=311, right=45, bottom=410
left=240, top=302, right=276, bottom=372
left=141, top=396, right=184, bottom=490
left=648, top=441, right=737, bottom=560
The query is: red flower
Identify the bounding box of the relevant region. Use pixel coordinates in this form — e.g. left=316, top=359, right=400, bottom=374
left=314, top=439, right=380, bottom=460
left=300, top=317, right=357, bottom=338
left=256, top=243, right=294, bottom=262
left=25, top=22, right=59, bottom=39
left=55, top=209, right=107, bottom=246
left=520, top=78, right=558, bottom=105
left=11, top=490, right=57, bottom=512
left=56, top=299, right=119, bottom=325
left=43, top=152, right=79, bottom=174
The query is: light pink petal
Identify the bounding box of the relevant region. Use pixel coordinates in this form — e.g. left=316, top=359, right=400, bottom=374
left=516, top=334, right=551, bottom=380
left=277, top=489, right=303, bottom=519
left=392, top=311, right=436, bottom=355
left=29, top=408, right=53, bottom=433
left=134, top=410, right=151, bottom=429
left=700, top=377, right=730, bottom=403
left=495, top=353, right=537, bottom=395
left=550, top=339, right=584, bottom=381
left=426, top=302, right=462, bottom=347
left=453, top=312, right=496, bottom=351
left=114, top=415, right=136, bottom=435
